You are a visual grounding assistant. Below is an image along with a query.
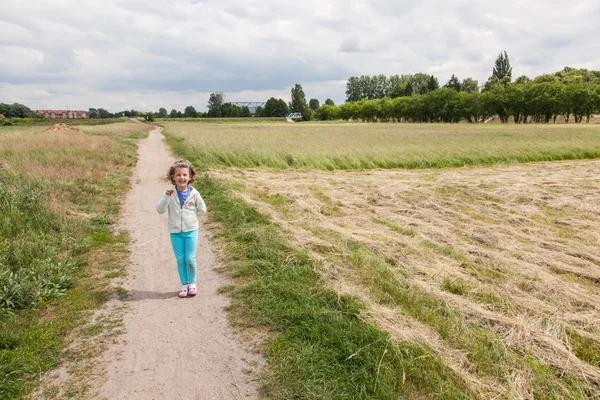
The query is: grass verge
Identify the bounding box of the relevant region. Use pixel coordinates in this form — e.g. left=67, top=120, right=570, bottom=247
left=0, top=122, right=151, bottom=398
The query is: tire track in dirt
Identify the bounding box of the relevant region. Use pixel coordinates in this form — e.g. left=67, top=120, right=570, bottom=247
left=100, top=127, right=259, bottom=399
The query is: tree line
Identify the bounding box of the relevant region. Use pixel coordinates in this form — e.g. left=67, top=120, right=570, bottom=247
left=321, top=53, right=600, bottom=123
left=151, top=85, right=333, bottom=120
left=314, top=79, right=600, bottom=123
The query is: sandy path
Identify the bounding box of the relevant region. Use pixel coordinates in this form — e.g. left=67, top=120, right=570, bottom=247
left=100, top=127, right=258, bottom=400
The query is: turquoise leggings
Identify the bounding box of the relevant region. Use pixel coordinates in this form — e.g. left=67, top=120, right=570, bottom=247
left=169, top=229, right=198, bottom=285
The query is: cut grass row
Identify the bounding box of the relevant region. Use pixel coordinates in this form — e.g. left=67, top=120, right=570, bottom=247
left=240, top=176, right=599, bottom=398
left=221, top=163, right=600, bottom=397
left=0, top=122, right=151, bottom=398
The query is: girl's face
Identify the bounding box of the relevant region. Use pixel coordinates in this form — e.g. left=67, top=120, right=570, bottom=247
left=172, top=166, right=191, bottom=191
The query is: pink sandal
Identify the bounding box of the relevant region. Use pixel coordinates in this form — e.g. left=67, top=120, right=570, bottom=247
left=178, top=288, right=188, bottom=298
left=188, top=287, right=197, bottom=296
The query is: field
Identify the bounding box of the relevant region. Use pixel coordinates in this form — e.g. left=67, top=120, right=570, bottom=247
left=164, top=122, right=600, bottom=169
left=0, top=120, right=152, bottom=398
left=163, top=121, right=600, bottom=399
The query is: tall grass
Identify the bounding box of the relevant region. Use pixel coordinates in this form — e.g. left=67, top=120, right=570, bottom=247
left=4, top=117, right=128, bottom=127
left=163, top=122, right=600, bottom=170
left=156, top=117, right=285, bottom=124
left=0, top=121, right=151, bottom=398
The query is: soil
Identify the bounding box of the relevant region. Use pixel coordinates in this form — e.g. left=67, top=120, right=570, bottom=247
left=99, top=127, right=259, bottom=399
left=44, top=123, right=85, bottom=133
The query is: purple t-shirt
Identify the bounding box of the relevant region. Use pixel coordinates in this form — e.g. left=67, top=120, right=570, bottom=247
left=176, top=186, right=193, bottom=206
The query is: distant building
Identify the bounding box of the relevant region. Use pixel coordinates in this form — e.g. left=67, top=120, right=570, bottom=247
left=36, top=109, right=88, bottom=119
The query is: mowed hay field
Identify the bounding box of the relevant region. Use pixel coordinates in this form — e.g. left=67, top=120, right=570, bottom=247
left=163, top=121, right=600, bottom=399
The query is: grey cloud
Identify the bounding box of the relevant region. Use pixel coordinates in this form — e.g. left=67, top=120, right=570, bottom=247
left=2, top=0, right=599, bottom=112
left=337, top=37, right=363, bottom=53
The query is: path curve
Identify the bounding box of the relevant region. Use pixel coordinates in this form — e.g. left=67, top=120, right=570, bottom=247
left=100, top=127, right=258, bottom=399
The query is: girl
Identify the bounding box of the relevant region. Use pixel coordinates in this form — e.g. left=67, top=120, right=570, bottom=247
left=156, top=160, right=207, bottom=298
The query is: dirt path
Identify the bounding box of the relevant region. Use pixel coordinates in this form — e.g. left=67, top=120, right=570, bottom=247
left=99, top=127, right=259, bottom=399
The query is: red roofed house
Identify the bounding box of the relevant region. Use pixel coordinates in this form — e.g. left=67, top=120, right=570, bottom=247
left=36, top=110, right=88, bottom=119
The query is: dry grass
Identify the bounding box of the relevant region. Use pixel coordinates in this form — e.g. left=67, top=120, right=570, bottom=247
left=0, top=121, right=152, bottom=214
left=211, top=159, right=600, bottom=398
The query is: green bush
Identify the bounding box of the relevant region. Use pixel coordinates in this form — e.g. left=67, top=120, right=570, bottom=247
left=9, top=118, right=34, bottom=124
left=0, top=184, right=79, bottom=311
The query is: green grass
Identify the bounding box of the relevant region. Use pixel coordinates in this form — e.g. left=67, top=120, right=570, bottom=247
left=162, top=122, right=600, bottom=170
left=373, top=219, right=417, bottom=237
left=567, top=328, right=600, bottom=367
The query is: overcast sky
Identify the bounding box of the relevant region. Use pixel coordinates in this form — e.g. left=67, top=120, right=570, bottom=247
left=1, top=0, right=598, bottom=112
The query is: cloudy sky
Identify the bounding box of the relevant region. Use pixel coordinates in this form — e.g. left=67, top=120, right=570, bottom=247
left=1, top=0, right=598, bottom=112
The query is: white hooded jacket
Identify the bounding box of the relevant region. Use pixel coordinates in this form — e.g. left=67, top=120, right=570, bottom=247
left=156, top=186, right=207, bottom=233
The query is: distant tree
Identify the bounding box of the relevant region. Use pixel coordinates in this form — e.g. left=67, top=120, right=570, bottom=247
left=309, top=98, right=320, bottom=110
left=373, top=74, right=388, bottom=98
left=492, top=51, right=512, bottom=83
left=264, top=97, right=278, bottom=116
left=88, top=108, right=99, bottom=118
left=176, top=111, right=183, bottom=118
left=515, top=75, right=531, bottom=85
left=325, top=98, right=335, bottom=106
left=316, top=104, right=340, bottom=120
left=289, top=84, right=307, bottom=113
left=461, top=77, right=479, bottom=93
left=158, top=107, right=168, bottom=118
left=208, top=92, right=224, bottom=109
left=254, top=106, right=264, bottom=117
left=277, top=99, right=289, bottom=115
left=219, top=103, right=241, bottom=117
left=264, top=97, right=289, bottom=117
left=0, top=103, right=36, bottom=118
left=144, top=112, right=154, bottom=122
left=184, top=105, right=198, bottom=118
left=444, top=74, right=461, bottom=92
left=169, top=109, right=178, bottom=118
left=533, top=74, right=559, bottom=84
left=98, top=108, right=111, bottom=118
left=239, top=106, right=251, bottom=117
left=426, top=75, right=440, bottom=93
left=345, top=76, right=362, bottom=102
left=404, top=82, right=414, bottom=97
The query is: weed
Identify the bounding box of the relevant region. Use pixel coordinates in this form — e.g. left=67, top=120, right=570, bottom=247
left=441, top=277, right=470, bottom=296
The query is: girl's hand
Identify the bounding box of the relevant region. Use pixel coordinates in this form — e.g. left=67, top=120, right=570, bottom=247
left=166, top=188, right=175, bottom=196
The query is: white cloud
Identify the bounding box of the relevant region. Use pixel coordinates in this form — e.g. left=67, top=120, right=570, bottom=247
left=0, top=0, right=598, bottom=112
